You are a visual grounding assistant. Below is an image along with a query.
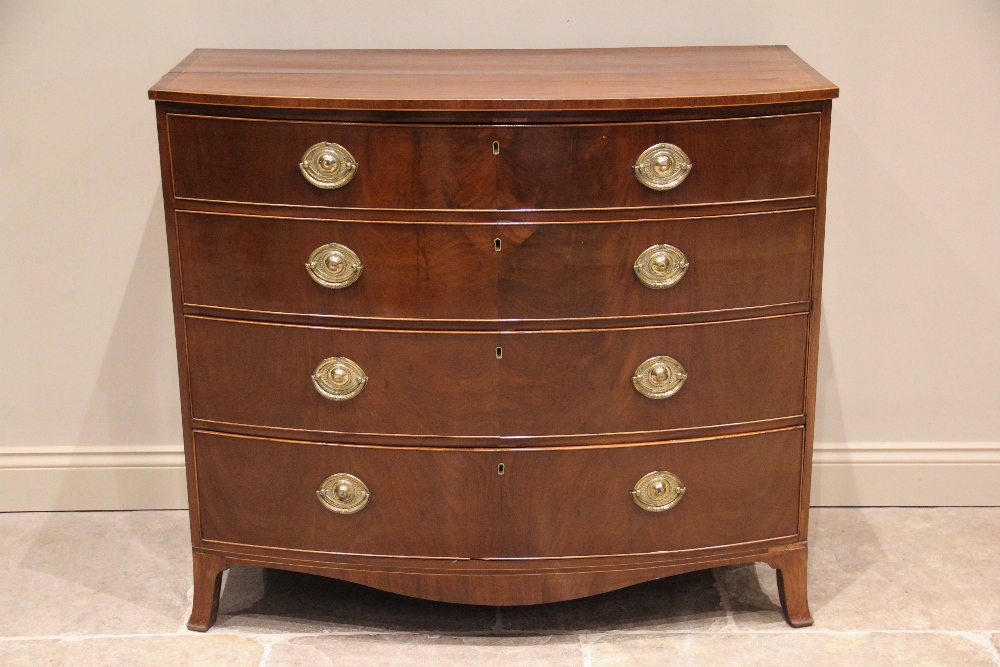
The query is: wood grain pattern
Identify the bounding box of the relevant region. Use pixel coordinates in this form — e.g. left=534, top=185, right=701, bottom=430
left=176, top=209, right=813, bottom=324
left=498, top=428, right=802, bottom=557
left=194, top=428, right=801, bottom=558
left=176, top=212, right=500, bottom=321
left=498, top=209, right=814, bottom=321
left=200, top=541, right=805, bottom=606
left=184, top=315, right=807, bottom=438
left=497, top=114, right=820, bottom=210
left=167, top=113, right=819, bottom=211
left=184, top=317, right=499, bottom=437
left=168, top=115, right=497, bottom=209
left=194, top=432, right=505, bottom=558
left=149, top=46, right=838, bottom=110
left=500, top=315, right=808, bottom=437
left=151, top=46, right=834, bottom=630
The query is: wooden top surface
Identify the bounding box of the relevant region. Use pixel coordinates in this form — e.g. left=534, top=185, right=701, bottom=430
left=149, top=46, right=837, bottom=111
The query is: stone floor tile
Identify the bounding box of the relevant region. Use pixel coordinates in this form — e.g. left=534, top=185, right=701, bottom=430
left=721, top=508, right=1000, bottom=630
left=0, top=511, right=192, bottom=636
left=215, top=567, right=498, bottom=634
left=0, top=635, right=263, bottom=667
left=497, top=570, right=729, bottom=633
left=265, top=634, right=584, bottom=667
left=587, top=631, right=998, bottom=667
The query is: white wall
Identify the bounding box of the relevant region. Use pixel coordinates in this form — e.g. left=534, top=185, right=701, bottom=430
left=2, top=1, right=999, bottom=509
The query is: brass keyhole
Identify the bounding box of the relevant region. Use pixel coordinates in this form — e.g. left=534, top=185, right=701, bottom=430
left=494, top=238, right=501, bottom=252
left=496, top=347, right=503, bottom=359
left=492, top=141, right=500, bottom=155
left=498, top=463, right=505, bottom=475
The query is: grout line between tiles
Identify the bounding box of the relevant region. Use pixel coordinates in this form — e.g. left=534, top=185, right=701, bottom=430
left=961, top=632, right=1000, bottom=666
left=256, top=636, right=275, bottom=667
left=712, top=567, right=739, bottom=631
left=178, top=585, right=195, bottom=634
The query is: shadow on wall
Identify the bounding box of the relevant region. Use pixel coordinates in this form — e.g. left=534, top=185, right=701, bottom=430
left=61, top=187, right=183, bottom=509
left=811, top=315, right=857, bottom=504
left=820, top=113, right=1000, bottom=443
left=810, top=110, right=1000, bottom=504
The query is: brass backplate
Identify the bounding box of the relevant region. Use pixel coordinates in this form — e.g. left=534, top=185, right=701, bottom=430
left=312, top=356, right=367, bottom=401
left=632, top=355, right=687, bottom=399
left=299, top=141, right=358, bottom=189
left=632, top=470, right=686, bottom=512
left=633, top=143, right=692, bottom=191
left=316, top=473, right=370, bottom=514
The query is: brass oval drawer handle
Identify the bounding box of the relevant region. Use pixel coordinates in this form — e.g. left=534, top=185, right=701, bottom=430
left=632, top=470, right=686, bottom=512
left=299, top=141, right=358, bottom=189
left=634, top=244, right=689, bottom=289
left=306, top=243, right=363, bottom=289
left=317, top=473, right=370, bottom=514
left=634, top=143, right=692, bottom=191
left=312, top=357, right=367, bottom=401
left=632, top=355, right=687, bottom=399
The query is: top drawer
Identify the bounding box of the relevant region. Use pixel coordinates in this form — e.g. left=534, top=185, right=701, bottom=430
left=166, top=113, right=821, bottom=211
left=167, top=116, right=496, bottom=210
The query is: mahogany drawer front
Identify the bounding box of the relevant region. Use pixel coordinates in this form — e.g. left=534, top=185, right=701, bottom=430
left=193, top=428, right=802, bottom=558
left=499, top=209, right=814, bottom=321
left=185, top=314, right=806, bottom=439
left=177, top=210, right=813, bottom=324
left=500, top=427, right=802, bottom=556
left=185, top=316, right=499, bottom=437
left=498, top=114, right=821, bottom=209
left=193, top=431, right=504, bottom=557
left=167, top=113, right=819, bottom=211
left=167, top=115, right=497, bottom=210
left=500, top=314, right=808, bottom=437
left=176, top=212, right=499, bottom=321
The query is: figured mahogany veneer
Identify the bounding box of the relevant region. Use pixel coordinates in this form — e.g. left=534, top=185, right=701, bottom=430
left=185, top=314, right=807, bottom=439
left=151, top=47, right=836, bottom=632
left=194, top=429, right=802, bottom=559
left=177, top=209, right=814, bottom=324
left=167, top=113, right=819, bottom=210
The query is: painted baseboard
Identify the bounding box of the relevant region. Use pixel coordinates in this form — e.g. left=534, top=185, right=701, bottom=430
left=811, top=442, right=1000, bottom=506
left=0, top=446, right=187, bottom=512
left=0, top=443, right=998, bottom=511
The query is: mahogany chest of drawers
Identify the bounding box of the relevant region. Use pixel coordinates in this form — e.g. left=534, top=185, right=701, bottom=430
left=149, top=46, right=836, bottom=631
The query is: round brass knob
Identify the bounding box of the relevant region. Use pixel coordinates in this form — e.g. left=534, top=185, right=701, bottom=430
left=634, top=143, right=692, bottom=191
left=306, top=243, right=363, bottom=289
left=316, top=473, right=370, bottom=514
left=312, top=357, right=367, bottom=401
left=632, top=470, right=686, bottom=512
left=299, top=142, right=358, bottom=189
left=632, top=355, right=687, bottom=399
left=634, top=244, right=689, bottom=289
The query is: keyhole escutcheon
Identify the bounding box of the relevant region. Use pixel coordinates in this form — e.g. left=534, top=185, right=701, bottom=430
left=492, top=141, right=500, bottom=155
left=498, top=462, right=505, bottom=475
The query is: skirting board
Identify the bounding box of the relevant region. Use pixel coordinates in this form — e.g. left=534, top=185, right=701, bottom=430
left=0, top=446, right=188, bottom=512
left=0, top=443, right=998, bottom=511
left=811, top=442, right=1000, bottom=506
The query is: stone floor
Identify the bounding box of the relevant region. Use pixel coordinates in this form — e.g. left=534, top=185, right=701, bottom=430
left=0, top=509, right=998, bottom=666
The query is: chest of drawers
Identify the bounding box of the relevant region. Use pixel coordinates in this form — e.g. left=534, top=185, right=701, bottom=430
left=149, top=46, right=836, bottom=631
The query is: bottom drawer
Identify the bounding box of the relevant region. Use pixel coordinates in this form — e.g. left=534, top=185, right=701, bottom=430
left=193, top=428, right=803, bottom=559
